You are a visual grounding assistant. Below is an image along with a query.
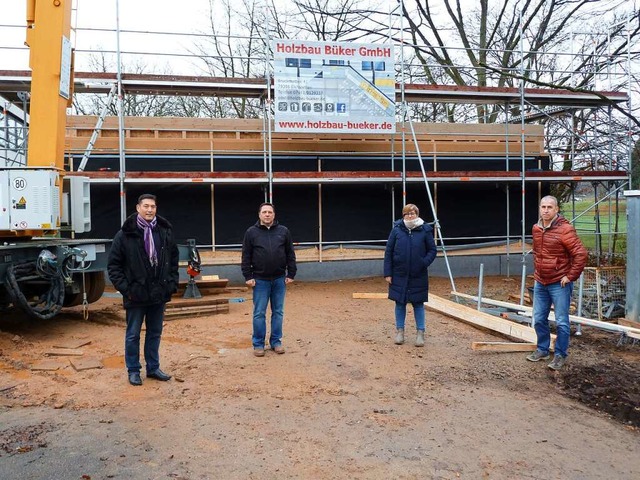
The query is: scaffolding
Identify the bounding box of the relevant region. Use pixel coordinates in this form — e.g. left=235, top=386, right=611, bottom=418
left=0, top=4, right=635, bottom=267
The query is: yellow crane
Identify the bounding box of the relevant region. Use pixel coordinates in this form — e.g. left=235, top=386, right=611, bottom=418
left=0, top=0, right=111, bottom=319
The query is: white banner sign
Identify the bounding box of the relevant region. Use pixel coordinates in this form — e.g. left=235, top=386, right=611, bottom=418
left=272, top=39, right=395, bottom=134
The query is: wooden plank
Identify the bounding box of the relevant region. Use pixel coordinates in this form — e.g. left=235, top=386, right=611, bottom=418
left=67, top=115, right=543, bottom=136
left=174, top=287, right=234, bottom=297
left=52, top=339, right=92, bottom=349
left=164, top=304, right=229, bottom=319
left=31, top=360, right=66, bottom=371
left=65, top=115, right=545, bottom=156
left=352, top=292, right=387, bottom=299
left=178, top=279, right=228, bottom=288
left=45, top=348, right=84, bottom=356
left=426, top=294, right=554, bottom=347
left=472, top=342, right=538, bottom=352
left=167, top=298, right=230, bottom=309
left=201, top=274, right=220, bottom=281
left=165, top=303, right=229, bottom=314
left=452, top=291, right=640, bottom=336
left=67, top=136, right=544, bottom=156
left=618, top=318, right=640, bottom=328
left=69, top=357, right=103, bottom=372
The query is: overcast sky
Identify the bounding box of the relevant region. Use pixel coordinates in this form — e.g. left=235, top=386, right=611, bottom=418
left=2, top=0, right=215, bottom=72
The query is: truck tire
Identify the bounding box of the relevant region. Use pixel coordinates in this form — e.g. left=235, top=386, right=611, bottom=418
left=86, top=271, right=106, bottom=304
left=63, top=272, right=106, bottom=307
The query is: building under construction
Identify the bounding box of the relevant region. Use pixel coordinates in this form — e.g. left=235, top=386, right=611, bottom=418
left=0, top=7, right=634, bottom=281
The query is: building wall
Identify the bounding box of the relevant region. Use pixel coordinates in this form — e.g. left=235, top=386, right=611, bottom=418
left=77, top=153, right=548, bottom=248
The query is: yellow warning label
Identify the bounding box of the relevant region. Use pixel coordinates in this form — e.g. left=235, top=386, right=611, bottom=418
left=16, top=197, right=27, bottom=210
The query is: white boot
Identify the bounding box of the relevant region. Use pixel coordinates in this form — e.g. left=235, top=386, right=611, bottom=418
left=395, top=328, right=405, bottom=345
left=415, top=329, right=425, bottom=347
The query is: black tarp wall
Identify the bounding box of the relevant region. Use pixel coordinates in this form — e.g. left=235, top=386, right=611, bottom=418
left=74, top=154, right=549, bottom=247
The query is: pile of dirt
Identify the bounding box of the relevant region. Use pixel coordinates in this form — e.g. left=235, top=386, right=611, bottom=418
left=559, top=360, right=640, bottom=427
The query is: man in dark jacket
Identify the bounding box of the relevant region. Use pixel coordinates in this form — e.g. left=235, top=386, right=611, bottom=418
left=241, top=202, right=297, bottom=357
left=527, top=195, right=587, bottom=370
left=108, top=194, right=179, bottom=386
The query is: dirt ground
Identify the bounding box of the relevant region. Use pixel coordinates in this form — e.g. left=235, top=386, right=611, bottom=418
left=1, top=275, right=639, bottom=480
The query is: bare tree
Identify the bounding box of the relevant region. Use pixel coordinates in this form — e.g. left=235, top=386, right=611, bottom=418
left=72, top=52, right=202, bottom=117
left=187, top=0, right=270, bottom=119
left=285, top=0, right=381, bottom=41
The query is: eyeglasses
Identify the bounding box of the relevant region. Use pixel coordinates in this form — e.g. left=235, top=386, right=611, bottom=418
left=404, top=212, right=417, bottom=217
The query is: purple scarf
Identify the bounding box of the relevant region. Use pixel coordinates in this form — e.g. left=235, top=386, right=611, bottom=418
left=136, top=214, right=158, bottom=266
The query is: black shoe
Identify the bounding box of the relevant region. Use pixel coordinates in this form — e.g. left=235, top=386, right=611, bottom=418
left=128, top=372, right=142, bottom=386
left=147, top=369, right=171, bottom=381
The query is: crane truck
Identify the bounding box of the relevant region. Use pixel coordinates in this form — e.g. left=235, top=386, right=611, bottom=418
left=0, top=0, right=111, bottom=319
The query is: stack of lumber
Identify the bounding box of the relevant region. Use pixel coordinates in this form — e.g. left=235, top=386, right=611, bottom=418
left=175, top=278, right=230, bottom=297
left=165, top=297, right=229, bottom=319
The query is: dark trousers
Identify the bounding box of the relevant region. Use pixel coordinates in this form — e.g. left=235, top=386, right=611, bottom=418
left=124, top=303, right=165, bottom=374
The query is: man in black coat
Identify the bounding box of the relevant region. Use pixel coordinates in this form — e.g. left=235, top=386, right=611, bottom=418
left=241, top=202, right=297, bottom=357
left=108, top=194, right=179, bottom=386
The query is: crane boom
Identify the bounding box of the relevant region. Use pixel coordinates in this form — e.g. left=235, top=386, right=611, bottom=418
left=25, top=0, right=73, bottom=169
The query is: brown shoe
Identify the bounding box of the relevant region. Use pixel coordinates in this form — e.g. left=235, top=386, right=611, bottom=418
left=253, top=348, right=265, bottom=357
left=272, top=345, right=285, bottom=354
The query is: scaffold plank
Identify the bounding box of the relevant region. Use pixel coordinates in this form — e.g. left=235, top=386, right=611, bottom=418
left=0, top=70, right=629, bottom=106
left=65, top=169, right=628, bottom=185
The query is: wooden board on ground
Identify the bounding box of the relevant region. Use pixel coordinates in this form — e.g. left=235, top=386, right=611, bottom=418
left=31, top=360, right=67, bottom=371
left=618, top=318, right=640, bottom=328
left=451, top=291, right=640, bottom=337
left=164, top=302, right=229, bottom=319
left=226, top=286, right=248, bottom=292
left=168, top=298, right=231, bottom=309
left=45, top=348, right=84, bottom=356
left=472, top=341, right=537, bottom=352
left=178, top=279, right=228, bottom=289
left=69, top=357, right=103, bottom=372
left=175, top=287, right=236, bottom=297
left=426, top=294, right=555, bottom=347
left=352, top=292, right=387, bottom=299
left=52, top=339, right=92, bottom=349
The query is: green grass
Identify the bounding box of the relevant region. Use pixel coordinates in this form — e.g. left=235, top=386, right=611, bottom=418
left=561, top=198, right=627, bottom=253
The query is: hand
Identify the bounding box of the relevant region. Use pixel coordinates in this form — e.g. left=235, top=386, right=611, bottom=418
left=560, top=275, right=570, bottom=287
left=385, top=276, right=392, bottom=284
left=285, top=277, right=294, bottom=284
left=246, top=279, right=256, bottom=287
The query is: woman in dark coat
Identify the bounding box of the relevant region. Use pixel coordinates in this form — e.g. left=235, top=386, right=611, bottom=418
left=384, top=204, right=437, bottom=347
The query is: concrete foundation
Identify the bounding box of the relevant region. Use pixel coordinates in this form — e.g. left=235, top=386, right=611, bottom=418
left=198, top=254, right=533, bottom=286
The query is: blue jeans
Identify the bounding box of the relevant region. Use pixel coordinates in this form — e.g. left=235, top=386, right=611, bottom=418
left=125, top=303, right=165, bottom=374
left=532, top=281, right=572, bottom=357
left=395, top=301, right=426, bottom=330
left=252, top=277, right=286, bottom=349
